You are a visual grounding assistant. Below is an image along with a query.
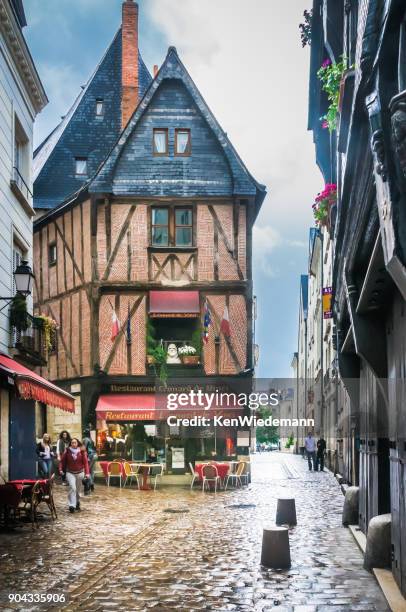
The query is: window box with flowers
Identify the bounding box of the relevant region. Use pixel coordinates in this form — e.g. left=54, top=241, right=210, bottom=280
left=312, top=183, right=337, bottom=228
left=33, top=314, right=58, bottom=358
left=317, top=58, right=349, bottom=132
left=178, top=345, right=200, bottom=365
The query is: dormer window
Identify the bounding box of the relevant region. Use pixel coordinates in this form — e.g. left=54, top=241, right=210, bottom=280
left=96, top=99, right=104, bottom=116
left=153, top=128, right=168, bottom=156
left=75, top=157, right=87, bottom=176
left=175, top=129, right=191, bottom=156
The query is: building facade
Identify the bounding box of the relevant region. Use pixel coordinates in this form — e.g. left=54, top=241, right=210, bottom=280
left=308, top=0, right=406, bottom=594
left=0, top=0, right=75, bottom=481
left=32, top=1, right=265, bottom=469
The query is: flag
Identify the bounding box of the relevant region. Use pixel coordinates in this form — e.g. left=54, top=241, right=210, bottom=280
left=203, top=300, right=212, bottom=344
left=126, top=303, right=132, bottom=344
left=111, top=309, right=120, bottom=341
left=220, top=305, right=231, bottom=337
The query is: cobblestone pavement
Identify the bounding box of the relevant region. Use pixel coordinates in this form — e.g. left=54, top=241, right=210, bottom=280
left=0, top=453, right=389, bottom=611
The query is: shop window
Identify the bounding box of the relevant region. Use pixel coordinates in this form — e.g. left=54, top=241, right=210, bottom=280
left=153, top=128, right=168, bottom=155
left=151, top=206, right=193, bottom=247
left=175, top=129, right=191, bottom=156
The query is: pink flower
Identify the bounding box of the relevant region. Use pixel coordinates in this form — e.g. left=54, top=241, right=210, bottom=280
left=321, top=58, right=332, bottom=68
left=321, top=120, right=328, bottom=129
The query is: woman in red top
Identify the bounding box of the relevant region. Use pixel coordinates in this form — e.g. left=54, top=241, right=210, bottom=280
left=60, top=438, right=90, bottom=513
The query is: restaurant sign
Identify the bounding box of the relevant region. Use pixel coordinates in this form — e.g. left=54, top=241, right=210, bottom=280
left=322, top=287, right=333, bottom=319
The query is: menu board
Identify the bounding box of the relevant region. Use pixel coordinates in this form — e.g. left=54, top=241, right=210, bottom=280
left=172, top=447, right=185, bottom=469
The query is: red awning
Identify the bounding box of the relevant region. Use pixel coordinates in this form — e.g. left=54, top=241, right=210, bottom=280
left=0, top=354, right=75, bottom=413
left=96, top=394, right=156, bottom=421
left=149, top=291, right=200, bottom=318
left=96, top=394, right=241, bottom=422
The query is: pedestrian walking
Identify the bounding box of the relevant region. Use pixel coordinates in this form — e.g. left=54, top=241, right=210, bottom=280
left=59, top=438, right=90, bottom=513
left=317, top=436, right=326, bottom=472
left=36, top=433, right=55, bottom=477
left=304, top=431, right=317, bottom=471
left=56, top=430, right=71, bottom=484
left=82, top=429, right=97, bottom=491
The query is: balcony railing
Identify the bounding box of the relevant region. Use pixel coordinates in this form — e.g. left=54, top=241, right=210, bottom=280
left=11, top=314, right=47, bottom=365
left=10, top=166, right=34, bottom=214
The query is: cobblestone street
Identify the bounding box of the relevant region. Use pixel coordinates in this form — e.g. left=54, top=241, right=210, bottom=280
left=0, top=454, right=388, bottom=611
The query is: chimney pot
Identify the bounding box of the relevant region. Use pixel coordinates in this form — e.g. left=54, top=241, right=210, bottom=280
left=153, top=64, right=159, bottom=78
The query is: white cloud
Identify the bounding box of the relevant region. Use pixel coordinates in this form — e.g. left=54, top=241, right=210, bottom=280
left=253, top=225, right=307, bottom=277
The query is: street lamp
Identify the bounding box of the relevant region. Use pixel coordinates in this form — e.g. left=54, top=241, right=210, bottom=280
left=13, top=260, right=35, bottom=297
left=0, top=260, right=35, bottom=310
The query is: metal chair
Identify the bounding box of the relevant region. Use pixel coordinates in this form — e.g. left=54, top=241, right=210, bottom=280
left=38, top=474, right=57, bottom=520
left=107, top=461, right=123, bottom=487
left=225, top=461, right=245, bottom=489
left=123, top=462, right=140, bottom=488
left=202, top=464, right=220, bottom=493
left=239, top=461, right=249, bottom=486
left=189, top=462, right=200, bottom=488
left=150, top=463, right=165, bottom=490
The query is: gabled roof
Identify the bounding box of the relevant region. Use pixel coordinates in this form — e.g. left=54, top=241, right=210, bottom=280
left=33, top=27, right=152, bottom=209
left=90, top=46, right=266, bottom=206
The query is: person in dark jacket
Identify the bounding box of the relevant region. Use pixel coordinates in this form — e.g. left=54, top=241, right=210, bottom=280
left=82, top=430, right=97, bottom=491
left=59, top=438, right=90, bottom=513
left=57, top=430, right=71, bottom=460
left=316, top=437, right=327, bottom=472
left=36, top=433, right=55, bottom=477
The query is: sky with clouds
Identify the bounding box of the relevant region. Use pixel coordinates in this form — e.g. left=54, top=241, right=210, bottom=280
left=24, top=0, right=323, bottom=377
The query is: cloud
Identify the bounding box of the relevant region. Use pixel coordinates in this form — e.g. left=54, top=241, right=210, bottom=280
left=253, top=225, right=306, bottom=278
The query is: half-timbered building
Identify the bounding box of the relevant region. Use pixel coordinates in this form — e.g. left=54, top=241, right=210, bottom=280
left=308, top=0, right=406, bottom=594
left=32, top=1, right=265, bottom=470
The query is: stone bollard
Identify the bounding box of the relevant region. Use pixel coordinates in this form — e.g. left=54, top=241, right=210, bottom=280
left=364, top=513, right=392, bottom=570
left=276, top=498, right=297, bottom=526
left=342, top=486, right=359, bottom=526
left=261, top=526, right=291, bottom=569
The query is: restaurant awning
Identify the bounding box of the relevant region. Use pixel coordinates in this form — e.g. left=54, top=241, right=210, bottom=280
left=96, top=394, right=156, bottom=421
left=96, top=394, right=242, bottom=422
left=0, top=354, right=75, bottom=413
left=148, top=291, right=200, bottom=318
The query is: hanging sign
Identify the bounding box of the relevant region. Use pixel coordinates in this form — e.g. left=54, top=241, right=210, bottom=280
left=322, top=287, right=333, bottom=319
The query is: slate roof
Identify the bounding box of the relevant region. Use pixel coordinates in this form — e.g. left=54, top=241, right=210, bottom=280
left=90, top=47, right=266, bottom=207
left=35, top=46, right=266, bottom=225
left=33, top=28, right=152, bottom=210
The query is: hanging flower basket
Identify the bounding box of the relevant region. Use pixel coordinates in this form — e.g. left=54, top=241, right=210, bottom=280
left=312, top=184, right=337, bottom=227
left=317, top=57, right=348, bottom=132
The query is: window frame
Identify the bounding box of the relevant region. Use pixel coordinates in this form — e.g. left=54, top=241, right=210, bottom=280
left=48, top=242, right=57, bottom=266
left=174, top=128, right=191, bottom=157
left=153, top=128, right=169, bottom=156
left=75, top=157, right=88, bottom=176
left=95, top=99, right=104, bottom=117
left=150, top=204, right=195, bottom=248
left=151, top=207, right=169, bottom=247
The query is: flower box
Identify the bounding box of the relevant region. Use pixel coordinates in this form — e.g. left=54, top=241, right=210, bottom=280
left=181, top=355, right=200, bottom=365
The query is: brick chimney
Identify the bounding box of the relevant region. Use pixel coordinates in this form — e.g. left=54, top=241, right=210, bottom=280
left=121, top=0, right=139, bottom=129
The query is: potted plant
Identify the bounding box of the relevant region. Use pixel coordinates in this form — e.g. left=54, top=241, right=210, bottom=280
left=34, top=314, right=58, bottom=357
left=317, top=57, right=348, bottom=132
left=178, top=345, right=199, bottom=365
left=312, top=183, right=337, bottom=227
left=151, top=345, right=168, bottom=385
left=9, top=294, right=31, bottom=332
left=146, top=320, right=157, bottom=364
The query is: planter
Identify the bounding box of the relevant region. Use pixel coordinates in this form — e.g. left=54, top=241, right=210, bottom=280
left=181, top=355, right=200, bottom=365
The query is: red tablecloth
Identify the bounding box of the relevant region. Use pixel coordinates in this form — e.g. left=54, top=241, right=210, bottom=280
left=195, top=462, right=230, bottom=480
left=0, top=484, right=23, bottom=509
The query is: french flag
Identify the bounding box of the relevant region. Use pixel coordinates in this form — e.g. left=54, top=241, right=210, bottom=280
left=220, top=306, right=231, bottom=337
left=111, top=309, right=120, bottom=341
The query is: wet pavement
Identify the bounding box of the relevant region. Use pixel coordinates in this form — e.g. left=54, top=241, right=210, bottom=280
left=0, top=453, right=389, bottom=611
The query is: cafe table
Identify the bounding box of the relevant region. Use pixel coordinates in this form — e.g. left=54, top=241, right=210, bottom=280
left=129, top=463, right=153, bottom=491
left=194, top=462, right=231, bottom=484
